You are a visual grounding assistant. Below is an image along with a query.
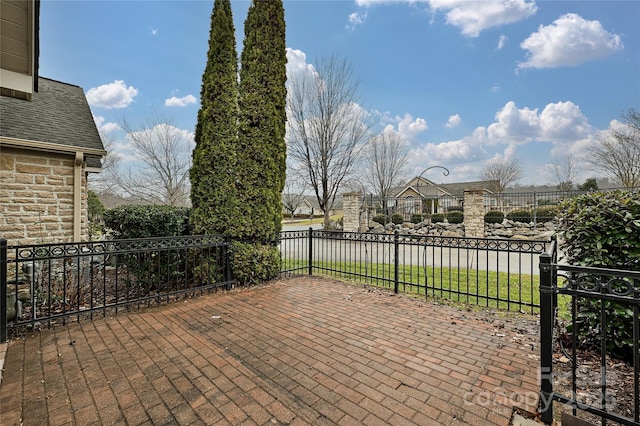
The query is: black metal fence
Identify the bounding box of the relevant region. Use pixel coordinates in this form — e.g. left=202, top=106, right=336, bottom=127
left=539, top=242, right=640, bottom=425
left=2, top=230, right=549, bottom=343
left=364, top=187, right=636, bottom=224
left=280, top=229, right=549, bottom=314
left=1, top=235, right=232, bottom=342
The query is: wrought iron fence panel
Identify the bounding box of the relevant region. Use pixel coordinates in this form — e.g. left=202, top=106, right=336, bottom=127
left=540, top=252, right=640, bottom=425
left=279, top=230, right=548, bottom=314
left=1, top=235, right=232, bottom=341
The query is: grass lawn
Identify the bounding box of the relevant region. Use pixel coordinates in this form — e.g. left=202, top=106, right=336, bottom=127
left=281, top=258, right=540, bottom=313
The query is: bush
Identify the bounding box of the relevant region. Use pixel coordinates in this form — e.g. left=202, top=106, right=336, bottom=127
left=103, top=205, right=192, bottom=293
left=446, top=211, right=464, bottom=224
left=390, top=213, right=404, bottom=225
left=104, top=205, right=191, bottom=239
left=410, top=213, right=426, bottom=224
left=533, top=206, right=558, bottom=223
left=231, top=241, right=280, bottom=286
left=87, top=190, right=105, bottom=237
left=446, top=206, right=464, bottom=212
left=506, top=209, right=532, bottom=223
left=559, top=190, right=640, bottom=362
left=431, top=213, right=445, bottom=223
left=373, top=215, right=388, bottom=225
left=484, top=210, right=504, bottom=224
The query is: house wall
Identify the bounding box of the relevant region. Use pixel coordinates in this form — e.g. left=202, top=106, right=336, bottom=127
left=0, top=147, right=88, bottom=245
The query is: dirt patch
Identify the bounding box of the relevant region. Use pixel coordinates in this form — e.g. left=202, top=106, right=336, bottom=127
left=551, top=322, right=636, bottom=425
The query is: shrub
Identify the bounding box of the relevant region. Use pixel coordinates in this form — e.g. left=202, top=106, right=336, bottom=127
left=231, top=241, right=281, bottom=286
left=559, top=190, right=640, bottom=362
left=446, top=211, right=464, bottom=224
left=87, top=190, right=105, bottom=237
left=446, top=206, right=464, bottom=212
left=390, top=213, right=404, bottom=225
left=410, top=213, right=426, bottom=224
left=431, top=213, right=445, bottom=223
left=103, top=205, right=192, bottom=293
left=533, top=206, right=558, bottom=223
left=373, top=215, right=388, bottom=225
left=484, top=210, right=504, bottom=224
left=104, top=205, right=191, bottom=239
left=506, top=209, right=531, bottom=223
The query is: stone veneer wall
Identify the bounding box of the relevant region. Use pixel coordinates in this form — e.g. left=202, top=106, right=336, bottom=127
left=463, top=189, right=484, bottom=238
left=0, top=147, right=88, bottom=245
left=342, top=192, right=361, bottom=232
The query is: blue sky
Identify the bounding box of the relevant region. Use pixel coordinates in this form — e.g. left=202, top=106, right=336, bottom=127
left=39, top=0, right=640, bottom=187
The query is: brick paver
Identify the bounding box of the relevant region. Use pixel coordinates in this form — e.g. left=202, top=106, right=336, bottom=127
left=0, top=277, right=540, bottom=425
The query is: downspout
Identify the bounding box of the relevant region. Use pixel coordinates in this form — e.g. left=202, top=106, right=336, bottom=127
left=73, top=151, right=83, bottom=241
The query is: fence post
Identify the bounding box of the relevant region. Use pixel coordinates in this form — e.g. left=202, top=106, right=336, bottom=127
left=539, top=251, right=555, bottom=424
left=394, top=231, right=399, bottom=294
left=1, top=238, right=7, bottom=343
left=225, top=236, right=232, bottom=291
left=533, top=192, right=538, bottom=226
left=308, top=227, right=313, bottom=276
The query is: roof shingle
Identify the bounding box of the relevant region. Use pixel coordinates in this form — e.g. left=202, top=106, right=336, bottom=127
left=0, top=77, right=104, bottom=153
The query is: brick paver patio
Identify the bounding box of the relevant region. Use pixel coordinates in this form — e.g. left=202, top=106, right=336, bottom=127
left=0, top=277, right=540, bottom=425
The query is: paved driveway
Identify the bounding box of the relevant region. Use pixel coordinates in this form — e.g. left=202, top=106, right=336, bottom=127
left=0, top=277, right=539, bottom=425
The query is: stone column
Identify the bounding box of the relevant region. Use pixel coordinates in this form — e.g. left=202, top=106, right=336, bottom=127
left=464, top=190, right=485, bottom=238
left=342, top=192, right=361, bottom=232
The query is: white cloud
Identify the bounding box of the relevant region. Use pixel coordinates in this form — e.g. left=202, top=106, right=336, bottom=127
left=485, top=100, right=593, bottom=147
left=351, top=0, right=536, bottom=36
left=376, top=112, right=428, bottom=142
left=93, top=115, right=120, bottom=134
left=165, top=94, right=197, bottom=107
left=518, top=13, right=623, bottom=70
left=408, top=137, right=484, bottom=166
left=487, top=101, right=540, bottom=144
left=347, top=12, right=367, bottom=30
left=496, top=34, right=507, bottom=50
left=86, top=80, right=138, bottom=109
left=539, top=101, right=591, bottom=142
left=428, top=0, right=537, bottom=37
left=445, top=114, right=461, bottom=128
left=286, top=48, right=317, bottom=80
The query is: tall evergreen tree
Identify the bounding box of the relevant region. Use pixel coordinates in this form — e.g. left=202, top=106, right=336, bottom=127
left=190, top=0, right=239, bottom=235
left=237, top=0, right=287, bottom=244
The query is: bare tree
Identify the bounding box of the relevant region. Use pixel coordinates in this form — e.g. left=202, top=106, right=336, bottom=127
left=88, top=131, right=121, bottom=195
left=550, top=154, right=578, bottom=191
left=118, top=112, right=193, bottom=206
left=287, top=56, right=370, bottom=228
left=362, top=130, right=408, bottom=199
left=282, top=172, right=308, bottom=221
left=589, top=109, right=640, bottom=188
left=480, top=158, right=523, bottom=193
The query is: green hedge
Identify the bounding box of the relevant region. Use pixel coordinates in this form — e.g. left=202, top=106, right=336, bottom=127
left=103, top=205, right=193, bottom=293
left=373, top=215, right=388, bottom=225
left=484, top=210, right=504, bottom=224
left=446, top=211, right=464, bottom=224
left=534, top=206, right=558, bottom=222
left=559, top=190, right=640, bottom=362
left=410, top=213, right=427, bottom=224
left=431, top=213, right=445, bottom=223
left=231, top=241, right=281, bottom=286
left=104, top=205, right=191, bottom=238
left=506, top=209, right=531, bottom=223
left=390, top=214, right=404, bottom=225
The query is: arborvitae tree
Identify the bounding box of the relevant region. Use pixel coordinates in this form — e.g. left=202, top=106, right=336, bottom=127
left=190, top=0, right=239, bottom=235
left=236, top=0, right=287, bottom=243
left=233, top=0, right=287, bottom=284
